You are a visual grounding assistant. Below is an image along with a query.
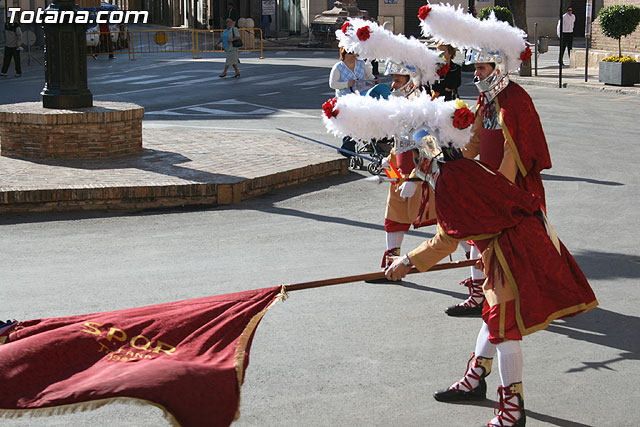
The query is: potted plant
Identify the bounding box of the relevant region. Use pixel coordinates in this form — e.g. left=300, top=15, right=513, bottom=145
left=597, top=4, right=640, bottom=86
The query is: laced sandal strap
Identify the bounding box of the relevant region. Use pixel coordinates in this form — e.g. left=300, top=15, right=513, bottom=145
left=459, top=277, right=472, bottom=287
left=489, top=384, right=523, bottom=426
left=451, top=353, right=491, bottom=392
left=381, top=248, right=401, bottom=269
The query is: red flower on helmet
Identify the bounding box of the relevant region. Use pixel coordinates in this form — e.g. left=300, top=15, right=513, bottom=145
left=356, top=26, right=371, bottom=41
left=322, top=98, right=339, bottom=119
left=437, top=62, right=450, bottom=77
left=341, top=22, right=351, bottom=34
left=418, top=5, right=431, bottom=20
left=520, top=45, right=532, bottom=62
left=453, top=107, right=475, bottom=129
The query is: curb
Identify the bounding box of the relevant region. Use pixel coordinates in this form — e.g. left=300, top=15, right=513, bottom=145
left=510, top=75, right=640, bottom=97
left=0, top=158, right=349, bottom=213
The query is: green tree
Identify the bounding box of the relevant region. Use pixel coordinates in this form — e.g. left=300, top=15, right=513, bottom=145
left=477, top=6, right=514, bottom=26
left=478, top=4, right=531, bottom=77
left=598, top=4, right=640, bottom=59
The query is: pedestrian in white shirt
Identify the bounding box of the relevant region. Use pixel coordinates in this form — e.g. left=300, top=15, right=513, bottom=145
left=557, top=7, right=576, bottom=65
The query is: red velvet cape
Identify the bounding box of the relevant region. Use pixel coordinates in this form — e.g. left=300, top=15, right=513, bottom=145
left=435, top=159, right=597, bottom=336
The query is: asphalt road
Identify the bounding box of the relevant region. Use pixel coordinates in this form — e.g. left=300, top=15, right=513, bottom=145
left=1, top=50, right=640, bottom=426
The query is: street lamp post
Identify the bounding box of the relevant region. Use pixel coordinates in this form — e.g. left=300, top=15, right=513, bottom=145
left=41, top=0, right=93, bottom=109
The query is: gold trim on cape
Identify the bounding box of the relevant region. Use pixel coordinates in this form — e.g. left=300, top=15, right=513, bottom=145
left=493, top=239, right=599, bottom=336
left=495, top=97, right=528, bottom=178
left=437, top=224, right=500, bottom=243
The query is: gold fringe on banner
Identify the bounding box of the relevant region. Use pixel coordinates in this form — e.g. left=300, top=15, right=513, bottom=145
left=0, top=396, right=180, bottom=426
left=233, top=286, right=288, bottom=420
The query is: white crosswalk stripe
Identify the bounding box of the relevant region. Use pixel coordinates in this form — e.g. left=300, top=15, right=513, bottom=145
left=255, top=76, right=306, bottom=85
left=98, top=75, right=156, bottom=83
left=130, top=75, right=196, bottom=85
left=294, top=77, right=328, bottom=86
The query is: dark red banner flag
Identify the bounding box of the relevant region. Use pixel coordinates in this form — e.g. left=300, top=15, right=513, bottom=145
left=0, top=286, right=285, bottom=427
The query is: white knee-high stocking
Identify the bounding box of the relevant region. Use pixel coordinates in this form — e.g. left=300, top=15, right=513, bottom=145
left=470, top=245, right=486, bottom=281
left=475, top=322, right=497, bottom=359
left=496, top=340, right=523, bottom=387
left=386, top=231, right=405, bottom=250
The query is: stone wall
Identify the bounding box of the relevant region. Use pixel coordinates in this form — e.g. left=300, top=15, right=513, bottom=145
left=0, top=102, right=144, bottom=159
left=592, top=0, right=640, bottom=54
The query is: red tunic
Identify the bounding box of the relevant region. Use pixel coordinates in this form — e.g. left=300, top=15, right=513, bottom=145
left=477, top=82, right=552, bottom=208
left=435, top=158, right=597, bottom=338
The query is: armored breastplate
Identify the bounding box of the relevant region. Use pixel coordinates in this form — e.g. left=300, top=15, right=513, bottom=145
left=482, top=101, right=501, bottom=130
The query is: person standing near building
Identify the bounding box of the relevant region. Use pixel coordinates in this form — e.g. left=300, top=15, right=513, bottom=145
left=557, top=6, right=576, bottom=65
left=1, top=20, right=23, bottom=77
left=226, top=2, right=239, bottom=27
left=261, top=0, right=275, bottom=39
left=99, top=21, right=115, bottom=59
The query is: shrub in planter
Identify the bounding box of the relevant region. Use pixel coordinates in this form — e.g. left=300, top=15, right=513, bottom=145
left=597, top=5, right=640, bottom=86
left=598, top=5, right=640, bottom=59
left=598, top=55, right=639, bottom=86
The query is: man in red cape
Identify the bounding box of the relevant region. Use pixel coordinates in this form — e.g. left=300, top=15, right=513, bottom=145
left=441, top=63, right=553, bottom=318
left=0, top=286, right=284, bottom=427
left=386, top=148, right=597, bottom=426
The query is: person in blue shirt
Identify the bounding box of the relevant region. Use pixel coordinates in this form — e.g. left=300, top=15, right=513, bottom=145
left=218, top=18, right=241, bottom=78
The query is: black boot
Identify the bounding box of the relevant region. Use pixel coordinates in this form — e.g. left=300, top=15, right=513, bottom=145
left=445, top=277, right=485, bottom=317
left=485, top=382, right=526, bottom=426
left=434, top=354, right=493, bottom=402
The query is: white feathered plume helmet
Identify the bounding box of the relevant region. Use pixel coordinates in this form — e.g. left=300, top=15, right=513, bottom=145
left=335, top=18, right=448, bottom=85
left=322, top=92, right=475, bottom=149
left=417, top=3, right=532, bottom=73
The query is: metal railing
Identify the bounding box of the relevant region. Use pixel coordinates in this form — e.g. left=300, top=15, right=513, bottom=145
left=123, top=28, right=264, bottom=60
left=85, top=28, right=264, bottom=60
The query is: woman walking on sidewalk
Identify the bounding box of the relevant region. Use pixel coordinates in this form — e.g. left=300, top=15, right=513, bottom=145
left=218, top=18, right=241, bottom=78
left=1, top=20, right=23, bottom=77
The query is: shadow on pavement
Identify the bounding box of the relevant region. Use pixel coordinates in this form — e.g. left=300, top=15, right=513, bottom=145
left=14, top=148, right=241, bottom=185
left=437, top=398, right=594, bottom=427
left=541, top=173, right=624, bottom=186
left=572, top=250, right=640, bottom=280
left=367, top=279, right=469, bottom=300
left=547, top=307, right=640, bottom=366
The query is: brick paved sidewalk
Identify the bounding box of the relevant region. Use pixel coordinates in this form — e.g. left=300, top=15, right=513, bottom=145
left=0, top=127, right=347, bottom=213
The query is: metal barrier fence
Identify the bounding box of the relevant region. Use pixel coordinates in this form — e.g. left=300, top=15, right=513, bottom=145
left=86, top=28, right=264, bottom=60
left=128, top=28, right=264, bottom=60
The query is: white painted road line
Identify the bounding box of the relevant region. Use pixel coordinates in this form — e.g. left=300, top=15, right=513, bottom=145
left=255, top=76, right=306, bottom=85
left=98, top=75, right=157, bottom=83
left=294, top=77, right=328, bottom=86
left=130, top=75, right=196, bottom=85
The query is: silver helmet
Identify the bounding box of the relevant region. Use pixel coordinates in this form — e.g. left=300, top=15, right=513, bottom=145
left=465, top=48, right=510, bottom=102
left=384, top=61, right=418, bottom=97
left=394, top=127, right=420, bottom=154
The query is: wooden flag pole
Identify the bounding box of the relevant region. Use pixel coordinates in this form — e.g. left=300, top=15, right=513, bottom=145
left=285, top=259, right=479, bottom=292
